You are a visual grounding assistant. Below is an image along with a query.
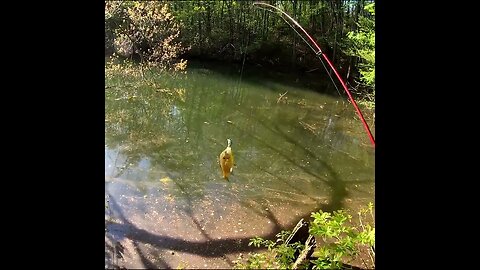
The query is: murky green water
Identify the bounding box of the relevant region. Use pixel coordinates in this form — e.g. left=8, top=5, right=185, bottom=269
left=105, top=61, right=374, bottom=268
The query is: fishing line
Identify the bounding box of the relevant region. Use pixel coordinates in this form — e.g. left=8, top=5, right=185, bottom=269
left=239, top=33, right=249, bottom=86
left=253, top=2, right=375, bottom=147
left=255, top=4, right=342, bottom=97
left=277, top=14, right=343, bottom=98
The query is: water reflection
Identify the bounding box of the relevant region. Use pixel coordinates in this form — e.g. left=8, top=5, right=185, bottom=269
left=105, top=61, right=374, bottom=268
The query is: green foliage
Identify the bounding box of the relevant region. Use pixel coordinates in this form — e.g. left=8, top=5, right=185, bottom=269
left=234, top=203, right=375, bottom=269
left=345, top=3, right=375, bottom=108
left=234, top=230, right=304, bottom=269
left=310, top=203, right=375, bottom=269
left=106, top=1, right=376, bottom=102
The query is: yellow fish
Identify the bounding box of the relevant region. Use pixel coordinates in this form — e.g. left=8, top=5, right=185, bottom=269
left=219, top=138, right=235, bottom=180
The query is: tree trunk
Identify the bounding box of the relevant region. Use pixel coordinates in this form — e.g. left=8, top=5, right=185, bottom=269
left=292, top=0, right=298, bottom=69
left=206, top=1, right=212, bottom=37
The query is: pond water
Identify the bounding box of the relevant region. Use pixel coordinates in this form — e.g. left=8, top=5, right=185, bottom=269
left=105, top=60, right=375, bottom=269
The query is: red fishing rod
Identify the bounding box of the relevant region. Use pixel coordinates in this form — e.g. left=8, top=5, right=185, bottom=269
left=253, top=2, right=375, bottom=147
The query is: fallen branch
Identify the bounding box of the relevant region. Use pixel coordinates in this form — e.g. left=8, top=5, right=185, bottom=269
left=292, top=234, right=316, bottom=269
left=277, top=91, right=288, bottom=103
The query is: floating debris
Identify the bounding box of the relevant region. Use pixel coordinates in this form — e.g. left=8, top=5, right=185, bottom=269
left=277, top=91, right=288, bottom=103
left=165, top=194, right=175, bottom=202
left=160, top=177, right=172, bottom=184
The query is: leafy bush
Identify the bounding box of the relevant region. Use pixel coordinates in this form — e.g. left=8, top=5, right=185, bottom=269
left=234, top=203, right=375, bottom=269
left=310, top=203, right=375, bottom=269
left=346, top=3, right=375, bottom=109
left=105, top=1, right=189, bottom=72
left=234, top=230, right=305, bottom=269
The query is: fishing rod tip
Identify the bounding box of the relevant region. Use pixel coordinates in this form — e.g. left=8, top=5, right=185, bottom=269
left=253, top=2, right=269, bottom=6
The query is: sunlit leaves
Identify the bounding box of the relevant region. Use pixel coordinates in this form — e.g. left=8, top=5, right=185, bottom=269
left=275, top=230, right=292, bottom=243
left=248, top=237, right=266, bottom=248
left=105, top=1, right=189, bottom=73
left=346, top=3, right=375, bottom=89
left=239, top=230, right=304, bottom=269
left=310, top=210, right=352, bottom=240
left=309, top=203, right=375, bottom=269
left=364, top=3, right=375, bottom=16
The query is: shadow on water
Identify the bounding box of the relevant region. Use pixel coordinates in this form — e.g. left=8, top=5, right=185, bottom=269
left=232, top=106, right=349, bottom=212
left=105, top=60, right=374, bottom=268
left=106, top=189, right=331, bottom=268
left=187, top=60, right=341, bottom=98
left=106, top=195, right=170, bottom=269
left=161, top=175, right=237, bottom=267
left=272, top=123, right=349, bottom=212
